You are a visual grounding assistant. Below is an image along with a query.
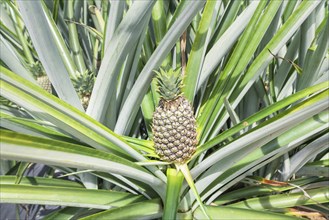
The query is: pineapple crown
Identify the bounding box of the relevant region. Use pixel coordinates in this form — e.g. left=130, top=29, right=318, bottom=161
left=30, top=61, right=45, bottom=78
left=71, top=70, right=95, bottom=96
left=155, top=68, right=183, bottom=100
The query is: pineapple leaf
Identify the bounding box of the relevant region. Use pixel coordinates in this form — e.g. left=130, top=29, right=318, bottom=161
left=176, top=163, right=211, bottom=220
left=17, top=1, right=83, bottom=110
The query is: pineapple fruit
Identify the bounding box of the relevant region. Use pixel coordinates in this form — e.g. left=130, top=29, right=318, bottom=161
left=71, top=70, right=94, bottom=110
left=36, top=75, right=52, bottom=93
left=152, top=68, right=197, bottom=164
left=30, top=61, right=52, bottom=93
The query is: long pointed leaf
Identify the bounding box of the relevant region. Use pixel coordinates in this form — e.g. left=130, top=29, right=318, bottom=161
left=197, top=1, right=259, bottom=90
left=228, top=187, right=329, bottom=210
left=195, top=82, right=328, bottom=157
left=81, top=199, right=162, bottom=220
left=0, top=130, right=165, bottom=197
left=0, top=68, right=167, bottom=183
left=16, top=1, right=83, bottom=110
left=0, top=184, right=144, bottom=209
left=202, top=110, right=328, bottom=205
left=192, top=91, right=328, bottom=179
left=194, top=206, right=302, bottom=220
left=86, top=1, right=155, bottom=123
left=115, top=0, right=206, bottom=135
left=183, top=0, right=217, bottom=102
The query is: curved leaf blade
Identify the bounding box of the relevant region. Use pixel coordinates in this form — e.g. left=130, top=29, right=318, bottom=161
left=0, top=130, right=165, bottom=197
left=115, top=0, right=206, bottom=134
left=17, top=1, right=83, bottom=110
left=86, top=1, right=155, bottom=122
left=81, top=199, right=162, bottom=220
left=183, top=0, right=217, bottom=102
left=194, top=206, right=302, bottom=220
left=0, top=184, right=144, bottom=209
left=228, top=187, right=329, bottom=210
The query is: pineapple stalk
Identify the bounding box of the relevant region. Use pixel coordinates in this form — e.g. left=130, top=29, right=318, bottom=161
left=163, top=168, right=184, bottom=220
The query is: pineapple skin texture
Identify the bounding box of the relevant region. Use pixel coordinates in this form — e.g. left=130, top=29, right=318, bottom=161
left=37, top=75, right=52, bottom=93
left=152, top=96, right=197, bottom=164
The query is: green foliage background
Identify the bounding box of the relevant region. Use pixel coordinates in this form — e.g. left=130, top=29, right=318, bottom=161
left=0, top=0, right=328, bottom=219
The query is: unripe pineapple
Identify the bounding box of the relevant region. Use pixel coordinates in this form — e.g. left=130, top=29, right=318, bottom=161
left=71, top=70, right=94, bottom=110
left=30, top=62, right=52, bottom=93
left=37, top=75, right=52, bottom=93
left=152, top=68, right=197, bottom=164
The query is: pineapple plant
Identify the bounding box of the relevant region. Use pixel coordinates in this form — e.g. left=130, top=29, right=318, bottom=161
left=1, top=0, right=328, bottom=220
left=152, top=68, right=209, bottom=218
left=152, top=68, right=197, bottom=164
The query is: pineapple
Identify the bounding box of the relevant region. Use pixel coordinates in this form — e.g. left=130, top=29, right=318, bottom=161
left=152, top=68, right=197, bottom=164
left=71, top=70, right=94, bottom=110
left=30, top=61, right=52, bottom=93
left=37, top=75, right=52, bottom=93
